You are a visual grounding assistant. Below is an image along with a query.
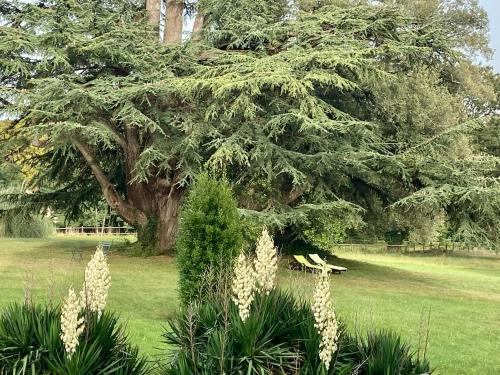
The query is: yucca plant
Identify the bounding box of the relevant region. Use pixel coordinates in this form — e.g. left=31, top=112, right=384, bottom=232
left=297, top=306, right=361, bottom=375
left=162, top=289, right=359, bottom=374
left=163, top=228, right=433, bottom=374
left=0, top=304, right=150, bottom=375
left=359, top=330, right=432, bottom=375
left=162, top=291, right=433, bottom=375
left=0, top=304, right=59, bottom=375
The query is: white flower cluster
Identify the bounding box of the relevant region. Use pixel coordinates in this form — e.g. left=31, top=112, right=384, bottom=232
left=254, top=228, right=278, bottom=295
left=60, top=287, right=85, bottom=357
left=231, top=228, right=278, bottom=321
left=81, top=245, right=110, bottom=318
left=312, top=266, right=338, bottom=370
left=231, top=253, right=255, bottom=321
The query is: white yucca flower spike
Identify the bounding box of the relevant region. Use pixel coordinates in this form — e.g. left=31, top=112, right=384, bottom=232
left=60, top=287, right=85, bottom=357
left=232, top=253, right=255, bottom=321
left=312, top=266, right=338, bottom=370
left=81, top=245, right=110, bottom=318
left=254, top=228, right=278, bottom=295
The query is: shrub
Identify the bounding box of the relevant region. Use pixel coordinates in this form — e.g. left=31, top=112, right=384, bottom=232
left=162, top=289, right=336, bottom=374
left=162, top=230, right=432, bottom=374
left=176, top=173, right=242, bottom=305
left=161, top=289, right=430, bottom=374
left=0, top=304, right=150, bottom=375
left=0, top=210, right=54, bottom=238
left=360, top=330, right=431, bottom=375
left=304, top=217, right=347, bottom=250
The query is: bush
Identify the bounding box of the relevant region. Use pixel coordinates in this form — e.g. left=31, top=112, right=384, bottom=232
left=0, top=210, right=54, bottom=238
left=0, top=303, right=150, bottom=375
left=360, top=330, right=431, bottom=375
left=304, top=218, right=347, bottom=250
left=161, top=289, right=431, bottom=375
left=162, top=225, right=431, bottom=374
left=176, top=173, right=242, bottom=305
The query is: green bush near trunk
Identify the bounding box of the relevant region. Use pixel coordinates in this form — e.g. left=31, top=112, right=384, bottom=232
left=175, top=174, right=243, bottom=305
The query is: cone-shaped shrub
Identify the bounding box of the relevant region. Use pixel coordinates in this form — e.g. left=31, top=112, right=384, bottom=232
left=176, top=173, right=243, bottom=305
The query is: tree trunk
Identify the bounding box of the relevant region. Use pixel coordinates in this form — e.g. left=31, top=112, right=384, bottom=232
left=157, top=191, right=183, bottom=252
left=164, top=0, right=184, bottom=44
left=146, top=0, right=161, bottom=25
left=135, top=184, right=184, bottom=255
left=73, top=139, right=148, bottom=227
left=191, top=11, right=204, bottom=41
left=74, top=132, right=184, bottom=255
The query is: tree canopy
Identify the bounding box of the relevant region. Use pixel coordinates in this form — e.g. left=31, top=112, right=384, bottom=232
left=0, top=0, right=498, bottom=251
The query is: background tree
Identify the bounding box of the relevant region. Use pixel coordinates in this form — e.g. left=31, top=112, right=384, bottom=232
left=0, top=0, right=498, bottom=253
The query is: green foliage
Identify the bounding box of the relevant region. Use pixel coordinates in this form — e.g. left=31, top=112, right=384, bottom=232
left=383, top=229, right=408, bottom=245
left=0, top=210, right=54, bottom=238
left=0, top=0, right=498, bottom=249
left=304, top=217, right=348, bottom=249
left=380, top=0, right=491, bottom=58
left=360, top=330, right=431, bottom=375
left=0, top=304, right=150, bottom=375
left=176, top=174, right=242, bottom=305
left=0, top=185, right=55, bottom=238
left=161, top=289, right=431, bottom=374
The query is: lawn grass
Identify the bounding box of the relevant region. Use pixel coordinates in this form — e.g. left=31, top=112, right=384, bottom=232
left=0, top=236, right=499, bottom=374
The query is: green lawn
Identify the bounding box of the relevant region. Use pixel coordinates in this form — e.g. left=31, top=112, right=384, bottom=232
left=0, top=237, right=499, bottom=374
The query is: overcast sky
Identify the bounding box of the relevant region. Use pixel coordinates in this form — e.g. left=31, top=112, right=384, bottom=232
left=479, top=0, right=500, bottom=72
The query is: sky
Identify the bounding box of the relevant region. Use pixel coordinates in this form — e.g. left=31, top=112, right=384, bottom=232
left=480, top=0, right=500, bottom=72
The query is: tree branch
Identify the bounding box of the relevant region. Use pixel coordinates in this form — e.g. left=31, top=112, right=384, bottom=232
left=97, top=116, right=126, bottom=150
left=73, top=138, right=147, bottom=226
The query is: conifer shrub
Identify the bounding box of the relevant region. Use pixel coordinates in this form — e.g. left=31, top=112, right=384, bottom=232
left=176, top=173, right=243, bottom=305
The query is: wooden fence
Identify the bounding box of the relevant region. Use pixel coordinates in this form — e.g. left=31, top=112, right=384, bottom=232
left=331, top=242, right=498, bottom=255
left=55, top=226, right=136, bottom=236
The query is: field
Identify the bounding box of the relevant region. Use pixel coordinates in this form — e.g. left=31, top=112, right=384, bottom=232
left=0, top=237, right=499, bottom=374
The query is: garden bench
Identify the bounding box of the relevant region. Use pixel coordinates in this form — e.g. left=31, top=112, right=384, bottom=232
left=101, top=241, right=112, bottom=256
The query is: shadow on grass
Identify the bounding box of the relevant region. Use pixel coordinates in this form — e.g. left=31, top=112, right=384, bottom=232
left=282, top=254, right=437, bottom=289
